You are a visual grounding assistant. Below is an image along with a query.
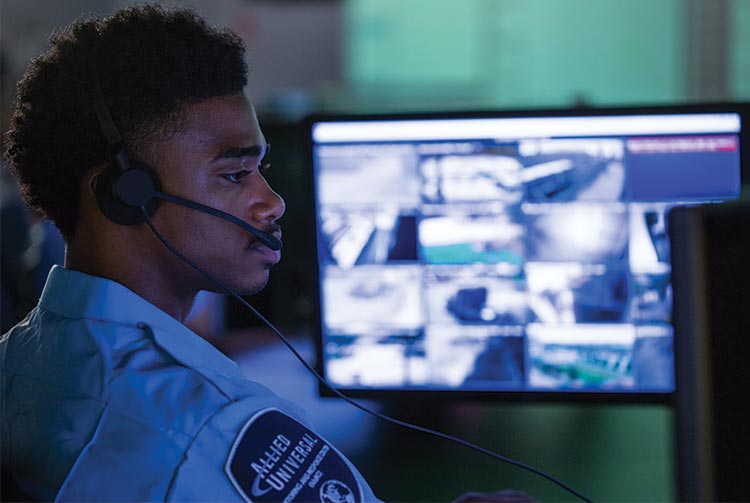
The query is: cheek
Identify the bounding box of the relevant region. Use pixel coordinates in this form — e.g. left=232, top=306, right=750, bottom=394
left=153, top=204, right=212, bottom=250
left=152, top=193, right=250, bottom=256
left=185, top=210, right=248, bottom=254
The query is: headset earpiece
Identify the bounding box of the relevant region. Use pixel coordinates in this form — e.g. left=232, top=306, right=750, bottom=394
left=95, top=161, right=161, bottom=225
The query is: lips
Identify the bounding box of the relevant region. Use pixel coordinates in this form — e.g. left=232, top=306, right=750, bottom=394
left=250, top=233, right=282, bottom=263
left=253, top=245, right=281, bottom=264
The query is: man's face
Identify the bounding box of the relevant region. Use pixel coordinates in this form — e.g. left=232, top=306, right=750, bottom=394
left=148, top=94, right=285, bottom=296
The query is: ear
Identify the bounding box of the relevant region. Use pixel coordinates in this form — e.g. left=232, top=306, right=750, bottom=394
left=86, top=162, right=111, bottom=197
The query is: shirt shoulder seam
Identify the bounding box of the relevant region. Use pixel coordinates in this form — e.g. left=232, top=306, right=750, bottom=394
left=0, top=367, right=218, bottom=441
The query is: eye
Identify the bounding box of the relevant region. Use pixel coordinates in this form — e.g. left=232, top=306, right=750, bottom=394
left=222, top=169, right=253, bottom=184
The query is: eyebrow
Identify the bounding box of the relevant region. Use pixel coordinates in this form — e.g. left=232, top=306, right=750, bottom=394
left=212, top=143, right=270, bottom=161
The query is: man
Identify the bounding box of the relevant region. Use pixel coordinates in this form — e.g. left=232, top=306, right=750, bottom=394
left=0, top=5, right=381, bottom=501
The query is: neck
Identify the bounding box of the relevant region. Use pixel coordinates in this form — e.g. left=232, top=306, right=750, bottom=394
left=65, top=230, right=198, bottom=322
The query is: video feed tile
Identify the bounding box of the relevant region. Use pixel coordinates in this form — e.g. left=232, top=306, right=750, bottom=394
left=419, top=154, right=524, bottom=205
left=525, top=262, right=630, bottom=324
left=319, top=208, right=417, bottom=268
left=316, top=144, right=420, bottom=207
left=423, top=324, right=525, bottom=388
left=518, top=138, right=625, bottom=203
left=461, top=335, right=526, bottom=390
left=418, top=213, right=524, bottom=265
left=625, top=136, right=741, bottom=201
left=524, top=203, right=629, bottom=263
left=527, top=323, right=635, bottom=390
left=324, top=335, right=429, bottom=388
left=423, top=265, right=530, bottom=326
left=629, top=273, right=672, bottom=323
left=628, top=203, right=673, bottom=273
left=322, top=265, right=423, bottom=332
left=631, top=324, right=674, bottom=391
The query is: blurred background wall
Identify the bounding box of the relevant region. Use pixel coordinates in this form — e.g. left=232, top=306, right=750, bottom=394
left=1, top=1, right=749, bottom=501
left=3, top=0, right=749, bottom=120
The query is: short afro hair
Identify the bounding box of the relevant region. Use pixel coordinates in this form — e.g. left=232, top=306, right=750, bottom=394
left=3, top=4, right=248, bottom=242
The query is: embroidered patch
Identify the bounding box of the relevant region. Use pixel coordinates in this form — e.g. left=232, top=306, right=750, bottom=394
left=226, top=408, right=362, bottom=503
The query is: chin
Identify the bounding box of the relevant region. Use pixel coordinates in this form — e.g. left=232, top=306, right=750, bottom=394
left=234, top=275, right=271, bottom=296
left=199, top=272, right=269, bottom=297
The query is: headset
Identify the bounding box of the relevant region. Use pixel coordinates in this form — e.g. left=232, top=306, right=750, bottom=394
left=90, top=73, right=592, bottom=503
left=91, top=78, right=282, bottom=251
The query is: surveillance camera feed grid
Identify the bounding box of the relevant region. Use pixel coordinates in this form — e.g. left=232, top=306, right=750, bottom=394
left=313, top=129, right=741, bottom=393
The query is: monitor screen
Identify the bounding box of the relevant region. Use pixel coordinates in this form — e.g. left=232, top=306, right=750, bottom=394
left=307, top=104, right=748, bottom=401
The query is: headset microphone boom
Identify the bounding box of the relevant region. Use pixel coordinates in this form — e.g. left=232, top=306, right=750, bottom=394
left=90, top=72, right=592, bottom=503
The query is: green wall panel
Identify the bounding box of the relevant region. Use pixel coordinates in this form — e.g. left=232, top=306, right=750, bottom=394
left=345, top=0, right=687, bottom=110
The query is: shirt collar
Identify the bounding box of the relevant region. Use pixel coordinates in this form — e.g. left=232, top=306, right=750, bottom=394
left=39, top=265, right=241, bottom=377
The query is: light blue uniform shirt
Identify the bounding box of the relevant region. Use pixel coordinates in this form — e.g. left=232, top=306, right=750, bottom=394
left=1, top=266, right=380, bottom=502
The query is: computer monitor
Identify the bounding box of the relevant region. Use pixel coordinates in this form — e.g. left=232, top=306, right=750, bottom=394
left=669, top=202, right=750, bottom=500
left=306, top=103, right=748, bottom=401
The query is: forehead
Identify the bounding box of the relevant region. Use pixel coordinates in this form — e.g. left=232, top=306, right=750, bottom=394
left=173, top=94, right=265, bottom=156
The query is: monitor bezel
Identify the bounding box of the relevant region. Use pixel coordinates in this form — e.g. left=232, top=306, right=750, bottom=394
left=304, top=102, right=750, bottom=404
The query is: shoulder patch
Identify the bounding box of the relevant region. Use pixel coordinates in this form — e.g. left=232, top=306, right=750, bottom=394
left=225, top=408, right=363, bottom=503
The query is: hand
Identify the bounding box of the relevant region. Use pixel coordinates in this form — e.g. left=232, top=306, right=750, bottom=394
left=452, top=489, right=536, bottom=503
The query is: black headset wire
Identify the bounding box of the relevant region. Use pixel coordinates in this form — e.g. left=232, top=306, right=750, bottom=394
left=90, top=63, right=590, bottom=500
left=89, top=45, right=584, bottom=503
left=140, top=207, right=593, bottom=503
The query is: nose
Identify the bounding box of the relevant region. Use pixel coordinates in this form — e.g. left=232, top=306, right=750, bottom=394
left=251, top=175, right=286, bottom=225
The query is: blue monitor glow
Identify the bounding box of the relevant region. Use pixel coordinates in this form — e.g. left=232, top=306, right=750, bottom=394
left=307, top=104, right=748, bottom=401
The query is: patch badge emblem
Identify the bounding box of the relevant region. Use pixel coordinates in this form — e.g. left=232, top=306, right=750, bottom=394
left=226, top=408, right=363, bottom=503
left=320, top=479, right=356, bottom=503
